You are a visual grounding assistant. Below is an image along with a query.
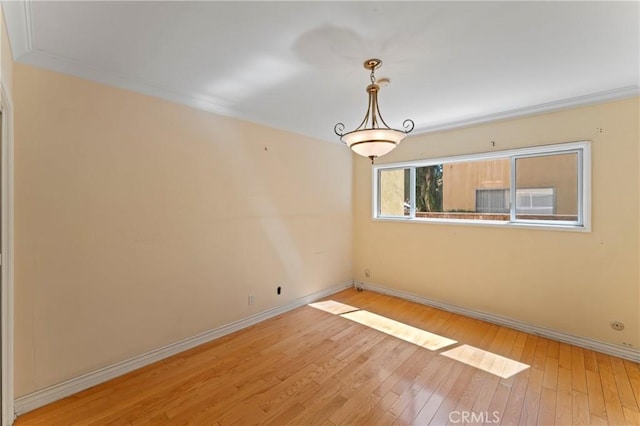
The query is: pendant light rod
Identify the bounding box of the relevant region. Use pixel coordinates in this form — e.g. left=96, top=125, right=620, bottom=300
left=334, top=59, right=414, bottom=163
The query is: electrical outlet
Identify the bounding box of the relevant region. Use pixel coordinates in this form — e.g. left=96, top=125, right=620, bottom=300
left=365, top=269, right=370, bottom=278
left=248, top=294, right=255, bottom=306
left=610, top=321, right=624, bottom=331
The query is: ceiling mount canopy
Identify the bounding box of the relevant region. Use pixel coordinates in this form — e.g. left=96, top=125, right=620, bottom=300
left=334, top=59, right=414, bottom=164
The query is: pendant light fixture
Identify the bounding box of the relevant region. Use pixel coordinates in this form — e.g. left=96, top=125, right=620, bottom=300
left=334, top=59, right=414, bottom=163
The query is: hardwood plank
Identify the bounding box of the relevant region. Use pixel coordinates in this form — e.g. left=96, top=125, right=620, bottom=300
left=486, top=382, right=511, bottom=425
left=611, top=357, right=640, bottom=411
left=427, top=397, right=457, bottom=426
left=328, top=339, right=417, bottom=426
left=546, top=339, right=560, bottom=360
left=599, top=354, right=628, bottom=426
left=604, top=400, right=628, bottom=426
left=471, top=327, right=512, bottom=415
left=387, top=355, right=450, bottom=420
left=294, top=394, right=348, bottom=425
left=376, top=411, right=398, bottom=426
left=586, top=369, right=608, bottom=419
left=573, top=391, right=591, bottom=426
left=624, top=407, right=640, bottom=426
left=543, top=357, right=559, bottom=390
left=625, top=359, right=640, bottom=409
left=499, top=334, right=538, bottom=425
left=572, top=345, right=588, bottom=393
left=584, top=348, right=600, bottom=373
left=372, top=348, right=425, bottom=398
left=536, top=387, right=556, bottom=426
left=589, top=414, right=608, bottom=425
left=555, top=390, right=573, bottom=426
left=412, top=360, right=466, bottom=425
left=532, top=337, right=549, bottom=370
left=558, top=367, right=572, bottom=394
left=358, top=390, right=400, bottom=425
left=520, top=368, right=544, bottom=425
left=558, top=342, right=573, bottom=370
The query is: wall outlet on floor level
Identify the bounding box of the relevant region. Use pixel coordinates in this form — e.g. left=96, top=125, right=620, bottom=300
left=248, top=294, right=255, bottom=306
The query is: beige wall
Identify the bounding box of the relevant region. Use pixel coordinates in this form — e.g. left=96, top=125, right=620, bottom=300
left=354, top=97, right=640, bottom=349
left=13, top=64, right=352, bottom=396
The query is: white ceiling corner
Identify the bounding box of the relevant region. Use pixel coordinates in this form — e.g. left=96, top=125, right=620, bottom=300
left=2, top=1, right=639, bottom=142
left=2, top=0, right=33, bottom=58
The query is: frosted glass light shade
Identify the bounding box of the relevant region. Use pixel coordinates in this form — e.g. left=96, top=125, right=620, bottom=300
left=341, top=128, right=407, bottom=158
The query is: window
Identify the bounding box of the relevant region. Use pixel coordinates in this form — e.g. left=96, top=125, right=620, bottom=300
left=476, top=189, right=509, bottom=214
left=373, top=141, right=590, bottom=230
left=515, top=188, right=555, bottom=216
left=378, top=168, right=410, bottom=217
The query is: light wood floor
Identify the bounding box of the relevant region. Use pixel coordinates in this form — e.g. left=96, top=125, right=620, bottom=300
left=15, top=289, right=640, bottom=425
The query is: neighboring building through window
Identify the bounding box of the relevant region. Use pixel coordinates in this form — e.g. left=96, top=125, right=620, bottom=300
left=476, top=189, right=510, bottom=214
left=373, top=141, right=590, bottom=229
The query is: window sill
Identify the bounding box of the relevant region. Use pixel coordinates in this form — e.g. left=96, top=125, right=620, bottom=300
left=372, top=216, right=591, bottom=232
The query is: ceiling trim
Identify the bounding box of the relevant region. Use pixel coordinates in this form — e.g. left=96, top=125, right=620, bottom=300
left=2, top=0, right=638, bottom=141
left=19, top=48, right=238, bottom=116
left=2, top=0, right=33, bottom=60
left=413, top=85, right=640, bottom=136
left=17, top=46, right=640, bottom=142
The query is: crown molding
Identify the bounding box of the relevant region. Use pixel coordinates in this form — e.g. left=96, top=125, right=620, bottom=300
left=19, top=48, right=239, bottom=117
left=1, top=0, right=33, bottom=59
left=413, top=85, right=640, bottom=136
left=2, top=0, right=638, bottom=142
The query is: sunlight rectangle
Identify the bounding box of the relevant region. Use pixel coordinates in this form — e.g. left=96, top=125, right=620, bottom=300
left=440, top=344, right=529, bottom=379
left=308, top=300, right=360, bottom=315
left=340, top=310, right=457, bottom=351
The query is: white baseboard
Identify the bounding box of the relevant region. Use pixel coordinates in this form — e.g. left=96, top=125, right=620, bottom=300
left=358, top=281, right=640, bottom=363
left=14, top=281, right=353, bottom=416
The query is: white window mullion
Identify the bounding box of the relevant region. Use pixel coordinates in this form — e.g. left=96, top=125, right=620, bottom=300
left=409, top=167, right=416, bottom=219
left=577, top=149, right=584, bottom=227
left=510, top=156, right=516, bottom=222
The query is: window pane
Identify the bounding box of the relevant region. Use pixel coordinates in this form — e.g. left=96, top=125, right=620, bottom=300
left=373, top=141, right=587, bottom=229
left=421, top=159, right=510, bottom=220
left=379, top=168, right=410, bottom=217
left=515, top=153, right=578, bottom=221
left=415, top=165, right=443, bottom=215
left=476, top=189, right=510, bottom=213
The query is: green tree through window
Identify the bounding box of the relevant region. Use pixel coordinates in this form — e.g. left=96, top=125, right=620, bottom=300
left=416, top=165, right=443, bottom=212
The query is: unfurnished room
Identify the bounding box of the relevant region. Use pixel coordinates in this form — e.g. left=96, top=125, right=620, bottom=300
left=0, top=1, right=637, bottom=425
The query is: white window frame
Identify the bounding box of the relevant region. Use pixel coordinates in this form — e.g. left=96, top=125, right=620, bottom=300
left=372, top=141, right=591, bottom=231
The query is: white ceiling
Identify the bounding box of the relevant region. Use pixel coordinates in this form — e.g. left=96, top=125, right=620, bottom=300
left=3, top=1, right=639, bottom=142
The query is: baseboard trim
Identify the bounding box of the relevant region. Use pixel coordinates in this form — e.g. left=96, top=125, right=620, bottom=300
left=358, top=281, right=640, bottom=363
left=14, top=281, right=353, bottom=416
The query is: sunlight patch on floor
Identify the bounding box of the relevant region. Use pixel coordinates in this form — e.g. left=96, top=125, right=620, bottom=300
left=309, top=300, right=360, bottom=315
left=440, top=344, right=529, bottom=379
left=341, top=310, right=458, bottom=351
